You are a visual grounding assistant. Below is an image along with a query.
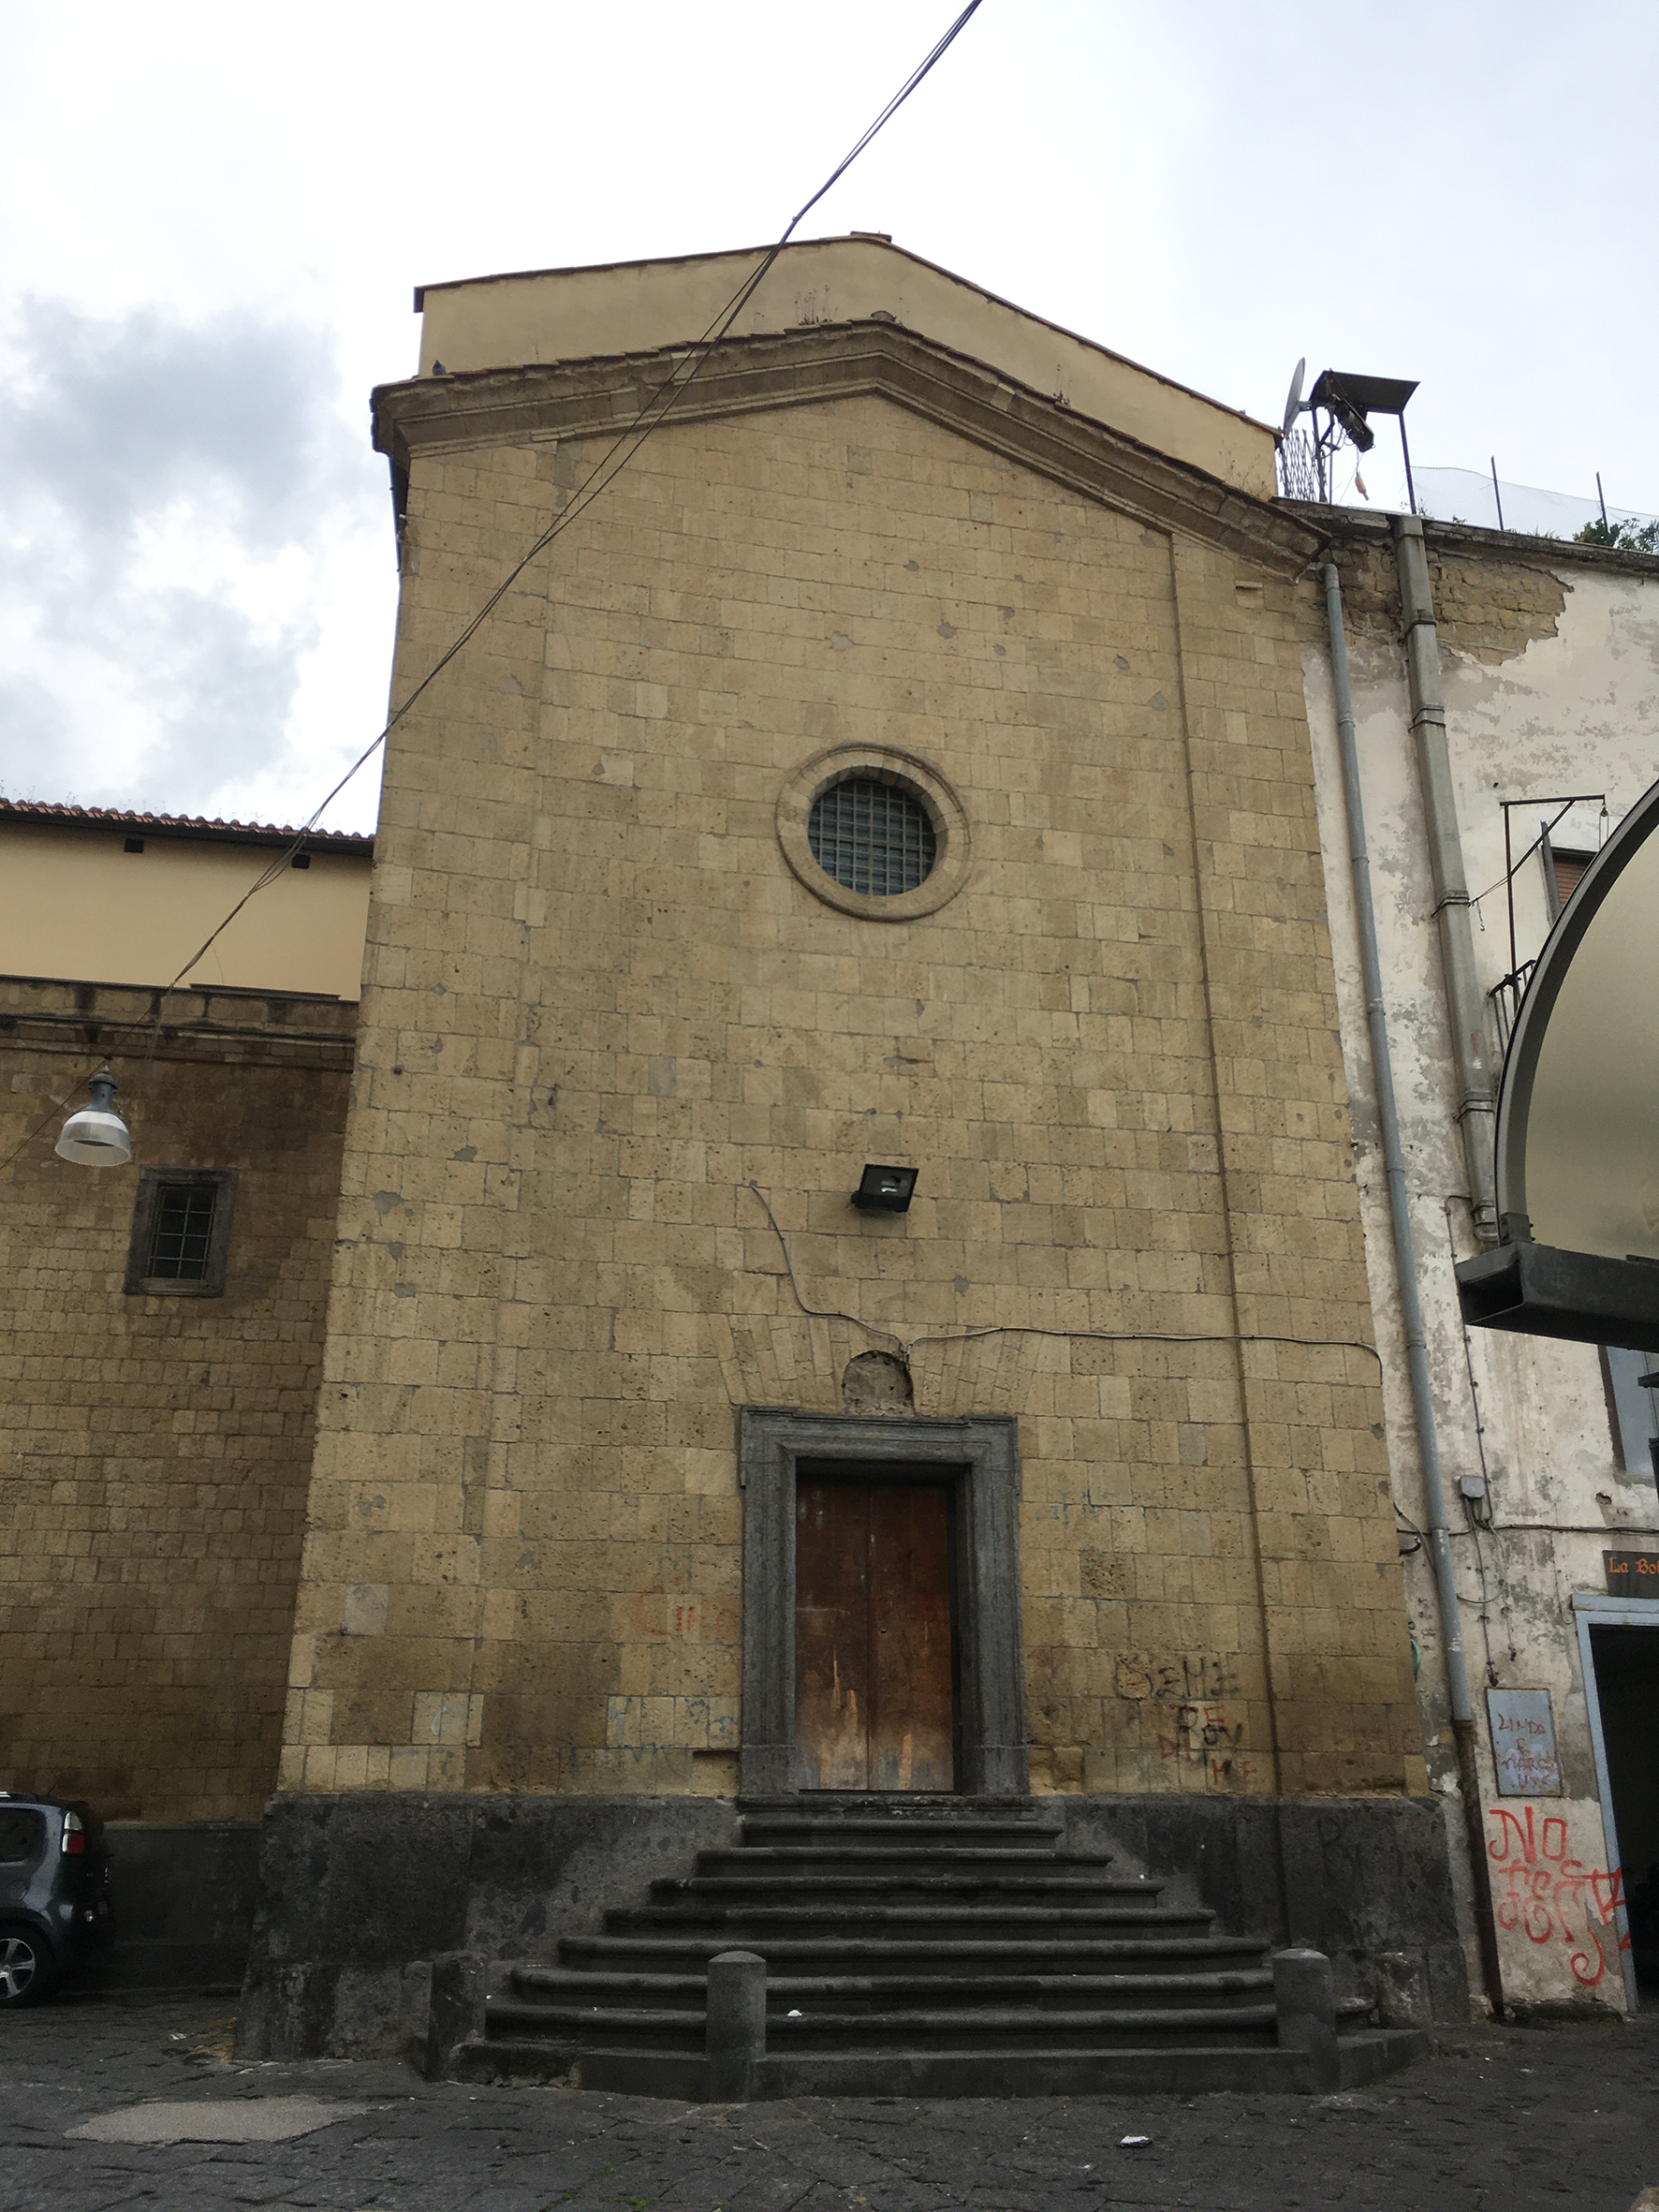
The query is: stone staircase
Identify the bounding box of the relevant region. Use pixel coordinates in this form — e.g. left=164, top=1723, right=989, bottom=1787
left=450, top=1804, right=1428, bottom=2097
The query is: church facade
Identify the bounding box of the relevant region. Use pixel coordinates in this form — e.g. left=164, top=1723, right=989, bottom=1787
left=290, top=240, right=1418, bottom=1811
left=247, top=243, right=1458, bottom=2052
left=5, top=242, right=1473, bottom=2050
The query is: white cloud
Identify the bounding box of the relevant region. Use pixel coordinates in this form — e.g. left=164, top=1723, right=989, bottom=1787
left=1, top=0, right=1654, bottom=827
left=0, top=299, right=389, bottom=826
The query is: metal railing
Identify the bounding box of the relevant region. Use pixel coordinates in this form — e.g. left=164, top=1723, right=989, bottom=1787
left=1488, top=962, right=1536, bottom=1058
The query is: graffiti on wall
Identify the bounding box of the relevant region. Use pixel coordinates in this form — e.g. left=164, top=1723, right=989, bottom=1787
left=1114, top=1653, right=1240, bottom=1703
left=1112, top=1655, right=1255, bottom=1788
left=1487, top=1805, right=1627, bottom=1987
left=1155, top=1702, right=1257, bottom=1789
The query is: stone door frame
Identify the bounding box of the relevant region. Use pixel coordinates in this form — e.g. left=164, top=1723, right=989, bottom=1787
left=737, top=1408, right=1028, bottom=1797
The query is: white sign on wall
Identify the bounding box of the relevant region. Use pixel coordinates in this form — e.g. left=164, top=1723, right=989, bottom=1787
left=1488, top=1688, right=1563, bottom=1796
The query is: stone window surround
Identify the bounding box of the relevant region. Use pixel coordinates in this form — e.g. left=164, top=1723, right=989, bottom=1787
left=738, top=1408, right=1028, bottom=1798
left=124, top=1166, right=239, bottom=1297
left=774, top=743, right=973, bottom=922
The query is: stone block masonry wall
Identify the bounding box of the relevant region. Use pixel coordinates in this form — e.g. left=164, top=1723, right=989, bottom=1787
left=0, top=982, right=353, bottom=1821
left=289, top=360, right=1419, bottom=1802
left=1291, top=513, right=1570, bottom=665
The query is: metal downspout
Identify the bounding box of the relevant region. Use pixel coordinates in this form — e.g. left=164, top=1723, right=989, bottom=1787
left=1392, top=513, right=1500, bottom=1245
left=1320, top=559, right=1505, bottom=2018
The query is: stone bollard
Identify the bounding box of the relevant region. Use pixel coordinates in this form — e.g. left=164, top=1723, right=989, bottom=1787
left=706, top=1949, right=766, bottom=2102
left=1373, top=1949, right=1432, bottom=2029
left=1272, top=1947, right=1341, bottom=2094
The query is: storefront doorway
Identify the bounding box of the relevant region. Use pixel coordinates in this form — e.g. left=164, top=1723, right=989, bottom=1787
left=794, top=1472, right=957, bottom=1792
left=1588, top=1622, right=1659, bottom=1998
left=1576, top=1593, right=1659, bottom=2007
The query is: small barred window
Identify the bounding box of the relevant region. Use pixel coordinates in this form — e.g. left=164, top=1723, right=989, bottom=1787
left=148, top=1183, right=217, bottom=1281
left=125, top=1168, right=238, bottom=1296
left=807, top=776, right=936, bottom=898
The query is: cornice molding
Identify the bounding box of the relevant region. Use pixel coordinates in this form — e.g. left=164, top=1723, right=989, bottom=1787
left=0, top=978, right=356, bottom=1071
left=1293, top=498, right=1659, bottom=580
left=374, top=323, right=1324, bottom=575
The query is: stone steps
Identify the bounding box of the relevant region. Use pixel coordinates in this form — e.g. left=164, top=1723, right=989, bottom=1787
left=608, top=1904, right=1211, bottom=1939
left=740, top=1816, right=1064, bottom=1849
left=505, top=1963, right=1276, bottom=2012
left=689, top=1844, right=1118, bottom=1872
left=462, top=2033, right=1431, bottom=2101
left=649, top=1873, right=1165, bottom=1904
left=483, top=1999, right=1286, bottom=2052
left=558, top=1931, right=1270, bottom=1974
left=458, top=1804, right=1426, bottom=2099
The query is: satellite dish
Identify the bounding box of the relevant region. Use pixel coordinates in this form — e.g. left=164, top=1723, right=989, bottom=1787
left=1281, top=357, right=1307, bottom=437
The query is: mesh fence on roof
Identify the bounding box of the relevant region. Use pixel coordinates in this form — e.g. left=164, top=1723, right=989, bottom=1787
left=807, top=776, right=937, bottom=897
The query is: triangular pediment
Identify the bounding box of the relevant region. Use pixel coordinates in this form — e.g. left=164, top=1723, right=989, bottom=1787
left=374, top=321, right=1321, bottom=575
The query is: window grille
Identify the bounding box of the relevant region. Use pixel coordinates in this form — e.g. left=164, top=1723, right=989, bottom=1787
left=148, top=1183, right=217, bottom=1280
left=807, top=776, right=936, bottom=897
left=125, top=1168, right=237, bottom=1296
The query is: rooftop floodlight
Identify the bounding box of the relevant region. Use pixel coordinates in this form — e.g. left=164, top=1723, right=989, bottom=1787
left=1306, top=369, right=1421, bottom=511
left=54, top=1069, right=132, bottom=1168
left=852, top=1163, right=918, bottom=1213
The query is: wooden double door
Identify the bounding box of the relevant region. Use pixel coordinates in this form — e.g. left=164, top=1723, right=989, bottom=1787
left=794, top=1471, right=958, bottom=1792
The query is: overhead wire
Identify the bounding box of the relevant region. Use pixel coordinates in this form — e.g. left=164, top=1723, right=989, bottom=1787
left=2, top=0, right=987, bottom=1182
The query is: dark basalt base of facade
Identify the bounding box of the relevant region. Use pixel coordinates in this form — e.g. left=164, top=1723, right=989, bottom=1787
left=82, top=1823, right=260, bottom=1992
left=236, top=1789, right=1465, bottom=2089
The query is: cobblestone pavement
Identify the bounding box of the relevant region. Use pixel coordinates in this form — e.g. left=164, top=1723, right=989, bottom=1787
left=3, top=1991, right=1656, bottom=2212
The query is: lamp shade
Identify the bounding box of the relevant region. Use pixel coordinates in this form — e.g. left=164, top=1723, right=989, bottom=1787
left=55, top=1070, right=132, bottom=1167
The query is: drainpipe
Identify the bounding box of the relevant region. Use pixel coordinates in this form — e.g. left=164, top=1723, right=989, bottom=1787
left=1321, top=558, right=1505, bottom=2019
left=1392, top=513, right=1499, bottom=1245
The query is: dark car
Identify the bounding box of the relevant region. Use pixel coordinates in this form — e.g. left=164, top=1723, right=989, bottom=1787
left=0, top=1792, right=112, bottom=2005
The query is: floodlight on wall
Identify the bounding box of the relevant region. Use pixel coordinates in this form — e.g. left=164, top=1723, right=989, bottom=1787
left=851, top=1163, right=918, bottom=1213
left=54, top=1069, right=132, bottom=1168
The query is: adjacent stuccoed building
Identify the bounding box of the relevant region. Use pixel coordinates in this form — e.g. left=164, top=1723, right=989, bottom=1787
left=1295, top=510, right=1659, bottom=2016
left=243, top=238, right=1456, bottom=2050
left=0, top=804, right=372, bottom=1987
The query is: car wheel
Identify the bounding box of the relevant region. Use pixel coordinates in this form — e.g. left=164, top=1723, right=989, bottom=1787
left=0, top=1925, right=57, bottom=2007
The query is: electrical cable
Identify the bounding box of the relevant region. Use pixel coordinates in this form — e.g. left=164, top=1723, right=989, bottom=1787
left=744, top=1181, right=906, bottom=1349
left=3, top=0, right=988, bottom=1182
left=1444, top=1193, right=1519, bottom=1671
left=1467, top=1513, right=1499, bottom=1689
left=745, top=1182, right=1385, bottom=1371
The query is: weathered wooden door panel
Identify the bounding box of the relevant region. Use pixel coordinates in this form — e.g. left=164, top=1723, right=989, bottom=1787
left=794, top=1477, right=873, bottom=1790
left=867, top=1482, right=955, bottom=1791
left=794, top=1476, right=955, bottom=1792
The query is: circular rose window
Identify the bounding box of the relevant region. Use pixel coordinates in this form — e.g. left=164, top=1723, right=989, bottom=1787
left=807, top=775, right=937, bottom=897
left=776, top=745, right=972, bottom=922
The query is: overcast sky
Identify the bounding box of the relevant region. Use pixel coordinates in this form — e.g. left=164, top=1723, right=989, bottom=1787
left=3, top=0, right=1653, bottom=834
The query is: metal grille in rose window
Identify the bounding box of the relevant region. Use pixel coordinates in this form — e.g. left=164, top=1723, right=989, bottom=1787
left=807, top=777, right=936, bottom=896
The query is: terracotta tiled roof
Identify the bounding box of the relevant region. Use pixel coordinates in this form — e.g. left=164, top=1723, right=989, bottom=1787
left=0, top=799, right=373, bottom=854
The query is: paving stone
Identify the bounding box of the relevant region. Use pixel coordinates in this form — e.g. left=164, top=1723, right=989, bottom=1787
left=1, top=1991, right=1656, bottom=2211
left=69, top=2097, right=370, bottom=2146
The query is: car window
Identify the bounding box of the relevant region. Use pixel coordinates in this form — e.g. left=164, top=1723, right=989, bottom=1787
left=0, top=1809, right=46, bottom=1865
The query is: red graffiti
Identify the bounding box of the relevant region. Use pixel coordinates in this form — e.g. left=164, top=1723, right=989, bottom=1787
left=1156, top=1704, right=1251, bottom=1786
left=1486, top=1806, right=1628, bottom=1987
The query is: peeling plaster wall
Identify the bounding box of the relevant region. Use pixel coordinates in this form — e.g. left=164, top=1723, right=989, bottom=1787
left=1299, top=525, right=1659, bottom=2013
